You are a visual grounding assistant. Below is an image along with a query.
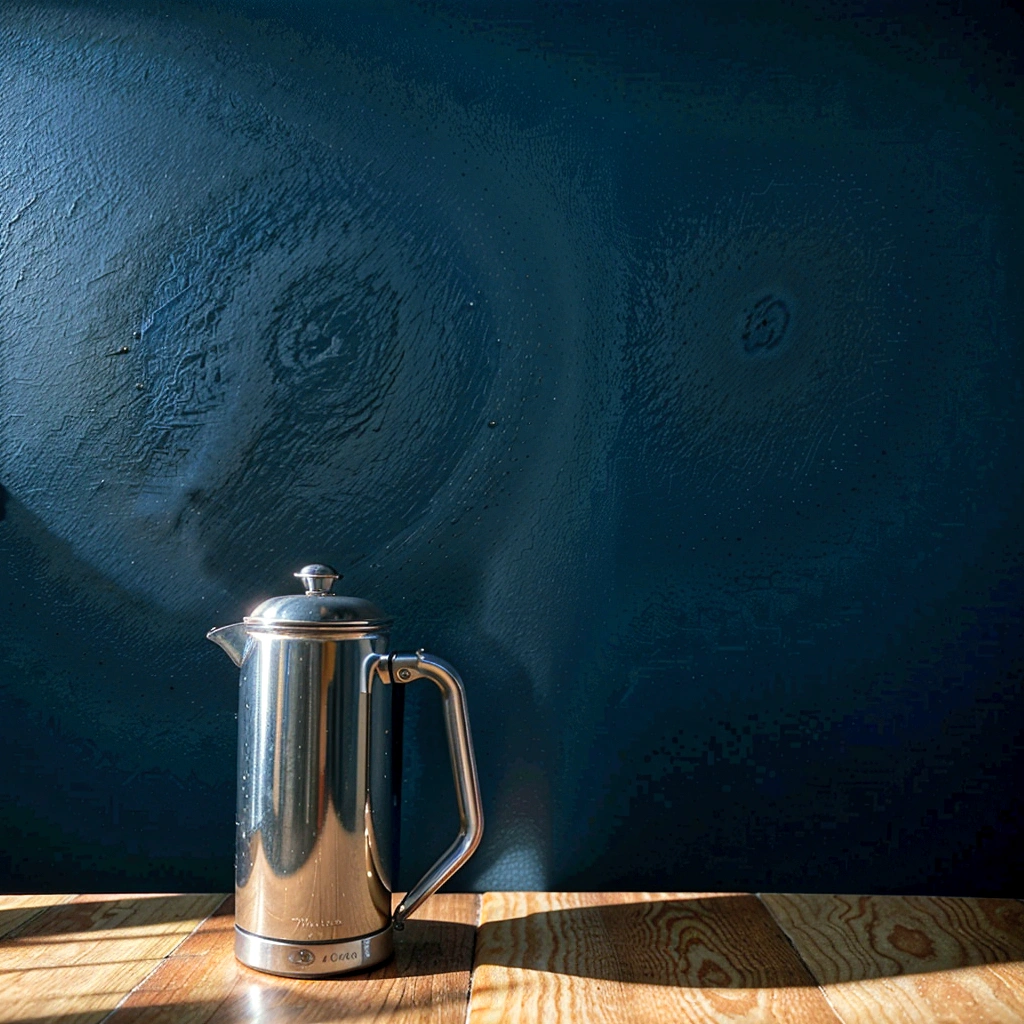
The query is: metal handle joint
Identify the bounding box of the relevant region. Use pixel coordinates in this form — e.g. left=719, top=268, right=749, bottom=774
left=384, top=650, right=484, bottom=929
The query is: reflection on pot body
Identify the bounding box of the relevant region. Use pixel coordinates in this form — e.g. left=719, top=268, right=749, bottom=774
left=210, top=565, right=483, bottom=975
left=234, top=634, right=393, bottom=944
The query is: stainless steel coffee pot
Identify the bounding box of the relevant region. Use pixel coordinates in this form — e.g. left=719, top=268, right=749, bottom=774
left=207, top=563, right=483, bottom=977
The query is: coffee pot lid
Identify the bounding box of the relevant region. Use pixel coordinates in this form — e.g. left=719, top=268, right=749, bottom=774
left=245, top=564, right=390, bottom=628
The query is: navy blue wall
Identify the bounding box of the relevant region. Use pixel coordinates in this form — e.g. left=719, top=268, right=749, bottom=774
left=1, top=0, right=1021, bottom=894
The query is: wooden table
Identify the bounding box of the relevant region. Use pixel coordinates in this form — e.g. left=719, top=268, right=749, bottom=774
left=1, top=892, right=1022, bottom=1023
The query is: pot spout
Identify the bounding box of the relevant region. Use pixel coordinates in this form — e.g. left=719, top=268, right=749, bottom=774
left=207, top=622, right=249, bottom=667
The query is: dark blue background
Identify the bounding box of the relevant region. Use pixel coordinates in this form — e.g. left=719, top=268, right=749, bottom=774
left=1, top=0, right=1021, bottom=894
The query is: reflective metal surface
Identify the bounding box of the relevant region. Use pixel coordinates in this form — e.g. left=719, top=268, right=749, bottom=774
left=294, top=564, right=340, bottom=594
left=207, top=622, right=248, bottom=668
left=385, top=651, right=484, bottom=928
left=246, top=564, right=390, bottom=627
left=235, top=923, right=393, bottom=978
left=208, top=564, right=483, bottom=977
left=234, top=630, right=393, bottom=948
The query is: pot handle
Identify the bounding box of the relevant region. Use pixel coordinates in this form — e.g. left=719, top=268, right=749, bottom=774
left=384, top=650, right=484, bottom=928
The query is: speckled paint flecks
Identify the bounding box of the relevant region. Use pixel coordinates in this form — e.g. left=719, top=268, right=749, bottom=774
left=0, top=0, right=1021, bottom=894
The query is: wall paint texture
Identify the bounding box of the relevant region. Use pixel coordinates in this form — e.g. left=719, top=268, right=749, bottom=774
left=1, top=0, right=1021, bottom=894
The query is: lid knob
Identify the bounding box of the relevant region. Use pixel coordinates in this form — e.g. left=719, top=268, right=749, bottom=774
left=294, top=564, right=341, bottom=595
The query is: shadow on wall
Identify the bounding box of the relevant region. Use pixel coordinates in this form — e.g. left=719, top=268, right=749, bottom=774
left=0, top=0, right=1022, bottom=895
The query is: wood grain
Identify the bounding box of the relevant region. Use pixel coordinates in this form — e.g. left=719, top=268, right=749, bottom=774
left=0, top=895, right=76, bottom=940
left=1, top=892, right=1021, bottom=1024
left=0, top=893, right=225, bottom=1024
left=761, top=893, right=1024, bottom=1024
left=468, top=891, right=842, bottom=1024
left=104, top=892, right=479, bottom=1024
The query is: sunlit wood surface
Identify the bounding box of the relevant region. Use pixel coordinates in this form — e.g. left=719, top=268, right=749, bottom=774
left=762, top=893, right=1024, bottom=1024
left=0, top=892, right=1021, bottom=1023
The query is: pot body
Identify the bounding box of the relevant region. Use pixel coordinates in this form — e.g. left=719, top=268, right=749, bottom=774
left=234, top=628, right=396, bottom=975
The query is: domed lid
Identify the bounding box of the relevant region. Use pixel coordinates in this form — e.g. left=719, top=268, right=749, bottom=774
left=245, top=564, right=390, bottom=628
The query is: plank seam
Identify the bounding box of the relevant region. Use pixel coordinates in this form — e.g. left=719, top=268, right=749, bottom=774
left=462, top=892, right=483, bottom=1024
left=810, top=978, right=856, bottom=1024
left=754, top=893, right=849, bottom=1024
left=94, top=892, right=232, bottom=1024
left=0, top=893, right=79, bottom=941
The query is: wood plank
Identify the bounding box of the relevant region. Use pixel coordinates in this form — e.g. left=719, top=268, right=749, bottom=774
left=0, top=893, right=226, bottom=1024
left=760, top=894, right=1024, bottom=1024
left=103, top=893, right=479, bottom=1024
left=0, top=895, right=76, bottom=939
left=468, top=891, right=843, bottom=1024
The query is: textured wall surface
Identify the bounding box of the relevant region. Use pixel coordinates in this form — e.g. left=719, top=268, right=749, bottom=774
left=1, top=0, right=1021, bottom=894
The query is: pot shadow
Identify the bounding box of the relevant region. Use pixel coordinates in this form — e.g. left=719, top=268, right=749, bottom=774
left=469, top=895, right=1024, bottom=988
left=4, top=891, right=1022, bottom=1013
